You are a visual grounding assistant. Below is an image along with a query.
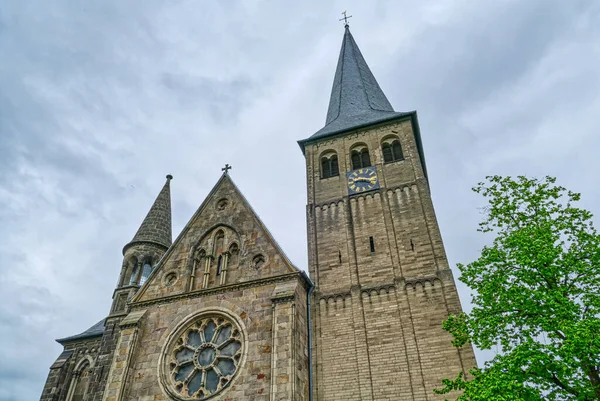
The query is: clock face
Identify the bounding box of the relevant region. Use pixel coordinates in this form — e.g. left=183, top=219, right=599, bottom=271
left=346, top=166, right=380, bottom=195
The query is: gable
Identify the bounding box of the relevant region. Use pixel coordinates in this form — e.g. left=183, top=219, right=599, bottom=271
left=132, top=174, right=299, bottom=303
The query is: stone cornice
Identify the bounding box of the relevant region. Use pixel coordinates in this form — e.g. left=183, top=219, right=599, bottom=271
left=271, top=295, right=295, bottom=304
left=129, top=272, right=303, bottom=310
left=310, top=180, right=419, bottom=209
left=317, top=270, right=450, bottom=300
left=122, top=240, right=168, bottom=255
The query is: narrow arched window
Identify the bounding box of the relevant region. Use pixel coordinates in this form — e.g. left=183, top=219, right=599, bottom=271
left=382, top=139, right=404, bottom=163
left=128, top=264, right=138, bottom=285
left=216, top=255, right=223, bottom=276
left=321, top=153, right=339, bottom=178
left=350, top=145, right=371, bottom=170
left=68, top=360, right=91, bottom=401
left=139, top=262, right=152, bottom=286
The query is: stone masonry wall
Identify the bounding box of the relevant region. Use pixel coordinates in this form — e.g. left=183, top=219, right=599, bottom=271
left=305, top=116, right=478, bottom=400
left=100, top=274, right=308, bottom=401
left=40, top=338, right=101, bottom=401
left=87, top=318, right=123, bottom=401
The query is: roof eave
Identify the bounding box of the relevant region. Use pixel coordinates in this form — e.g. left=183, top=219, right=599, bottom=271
left=297, top=111, right=428, bottom=182
left=56, top=333, right=103, bottom=345
left=297, top=111, right=415, bottom=154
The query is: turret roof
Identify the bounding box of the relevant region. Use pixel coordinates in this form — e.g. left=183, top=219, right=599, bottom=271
left=123, top=175, right=173, bottom=254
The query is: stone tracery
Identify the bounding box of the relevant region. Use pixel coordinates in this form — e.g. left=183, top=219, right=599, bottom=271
left=166, top=314, right=243, bottom=399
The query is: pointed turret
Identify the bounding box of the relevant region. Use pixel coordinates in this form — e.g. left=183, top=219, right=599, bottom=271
left=123, top=175, right=173, bottom=254
left=298, top=26, right=412, bottom=150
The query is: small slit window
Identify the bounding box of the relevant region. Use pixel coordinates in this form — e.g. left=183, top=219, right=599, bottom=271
left=350, top=145, right=371, bottom=170
left=216, top=255, right=223, bottom=276
left=382, top=138, right=404, bottom=163
left=321, top=153, right=339, bottom=179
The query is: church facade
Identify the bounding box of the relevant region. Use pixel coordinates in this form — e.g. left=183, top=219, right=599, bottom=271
left=40, top=26, right=476, bottom=401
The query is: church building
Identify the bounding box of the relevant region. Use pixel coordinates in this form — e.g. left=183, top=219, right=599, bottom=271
left=40, top=25, right=476, bottom=401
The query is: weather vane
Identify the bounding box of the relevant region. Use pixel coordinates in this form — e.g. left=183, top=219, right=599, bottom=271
left=339, top=10, right=352, bottom=27
left=222, top=164, right=232, bottom=174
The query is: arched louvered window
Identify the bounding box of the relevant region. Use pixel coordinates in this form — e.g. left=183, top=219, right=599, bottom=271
left=139, top=262, right=153, bottom=286
left=382, top=138, right=404, bottom=163
left=321, top=153, right=339, bottom=178
left=350, top=145, right=371, bottom=170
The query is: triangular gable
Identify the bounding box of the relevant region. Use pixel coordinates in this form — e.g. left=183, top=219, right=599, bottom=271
left=132, top=173, right=300, bottom=303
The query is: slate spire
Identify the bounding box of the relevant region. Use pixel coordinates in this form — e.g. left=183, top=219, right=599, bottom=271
left=123, top=175, right=173, bottom=254
left=299, top=26, right=409, bottom=146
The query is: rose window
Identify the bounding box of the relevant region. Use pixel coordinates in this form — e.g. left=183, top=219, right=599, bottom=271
left=166, top=315, right=243, bottom=399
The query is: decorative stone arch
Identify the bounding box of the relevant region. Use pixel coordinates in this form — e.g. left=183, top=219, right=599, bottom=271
left=191, top=224, right=242, bottom=254
left=349, top=142, right=372, bottom=170
left=319, top=149, right=339, bottom=179
left=190, top=225, right=243, bottom=289
left=65, top=356, right=95, bottom=401
left=212, top=229, right=226, bottom=255
left=227, top=242, right=240, bottom=270
left=195, top=247, right=207, bottom=260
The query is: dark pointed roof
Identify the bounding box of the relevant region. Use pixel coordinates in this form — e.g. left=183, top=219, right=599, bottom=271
left=56, top=319, right=105, bottom=344
left=299, top=26, right=411, bottom=148
left=123, top=175, right=173, bottom=254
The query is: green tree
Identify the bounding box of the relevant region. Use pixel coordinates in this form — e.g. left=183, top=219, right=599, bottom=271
left=436, top=176, right=600, bottom=400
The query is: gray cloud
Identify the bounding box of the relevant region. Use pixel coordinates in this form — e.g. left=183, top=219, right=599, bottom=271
left=1, top=1, right=599, bottom=400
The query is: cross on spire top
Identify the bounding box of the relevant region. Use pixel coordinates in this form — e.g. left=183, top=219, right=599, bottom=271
left=339, top=10, right=352, bottom=27
left=222, top=164, right=232, bottom=174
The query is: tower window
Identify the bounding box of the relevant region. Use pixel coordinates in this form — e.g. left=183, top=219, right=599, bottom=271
left=350, top=145, right=371, bottom=170
left=369, top=236, right=375, bottom=253
left=139, top=262, right=153, bottom=286
left=321, top=153, right=339, bottom=178
left=128, top=265, right=138, bottom=285
left=382, top=139, right=404, bottom=163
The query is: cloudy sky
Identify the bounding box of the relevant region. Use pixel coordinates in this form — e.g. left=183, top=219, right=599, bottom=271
left=1, top=1, right=599, bottom=400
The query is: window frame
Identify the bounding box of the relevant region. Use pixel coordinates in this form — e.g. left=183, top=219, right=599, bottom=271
left=350, top=144, right=372, bottom=170
left=381, top=137, right=404, bottom=164
left=320, top=152, right=340, bottom=179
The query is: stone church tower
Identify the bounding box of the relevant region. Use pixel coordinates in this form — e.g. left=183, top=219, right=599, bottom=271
left=297, top=25, right=477, bottom=400
left=40, top=25, right=475, bottom=401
